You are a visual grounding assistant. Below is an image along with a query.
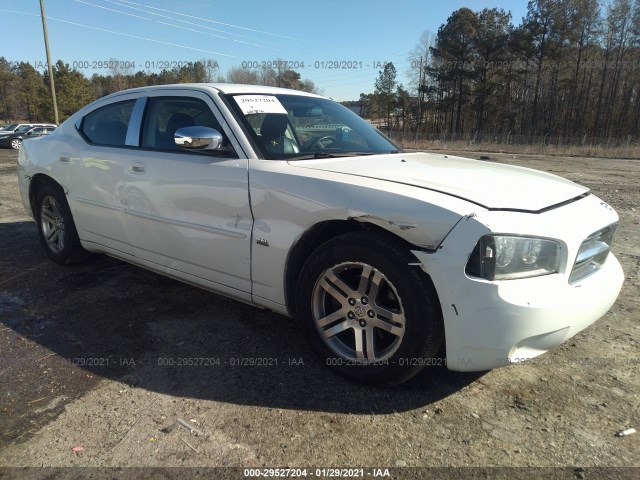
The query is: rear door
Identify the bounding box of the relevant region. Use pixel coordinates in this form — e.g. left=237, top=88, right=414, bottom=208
left=68, top=96, right=140, bottom=256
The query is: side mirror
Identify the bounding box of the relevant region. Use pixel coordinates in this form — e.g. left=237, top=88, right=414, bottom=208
left=174, top=126, right=224, bottom=150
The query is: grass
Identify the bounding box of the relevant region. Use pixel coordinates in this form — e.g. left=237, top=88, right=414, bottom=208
left=394, top=138, right=640, bottom=159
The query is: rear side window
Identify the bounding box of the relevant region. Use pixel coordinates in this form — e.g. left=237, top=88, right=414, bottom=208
left=81, top=100, right=135, bottom=146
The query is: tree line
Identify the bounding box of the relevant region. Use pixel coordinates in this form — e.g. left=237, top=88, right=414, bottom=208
left=362, top=0, right=640, bottom=143
left=3, top=0, right=640, bottom=144
left=0, top=58, right=318, bottom=124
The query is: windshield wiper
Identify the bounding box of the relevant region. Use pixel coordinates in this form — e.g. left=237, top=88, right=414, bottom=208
left=289, top=150, right=397, bottom=160
left=311, top=151, right=372, bottom=159
left=314, top=151, right=338, bottom=158
left=290, top=150, right=352, bottom=160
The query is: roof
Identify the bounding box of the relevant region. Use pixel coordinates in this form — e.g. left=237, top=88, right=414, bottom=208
left=102, top=83, right=323, bottom=100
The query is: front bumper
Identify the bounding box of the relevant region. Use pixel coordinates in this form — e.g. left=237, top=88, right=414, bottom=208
left=413, top=193, right=624, bottom=372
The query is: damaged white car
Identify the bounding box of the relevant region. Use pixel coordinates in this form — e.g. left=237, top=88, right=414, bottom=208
left=17, top=84, right=624, bottom=384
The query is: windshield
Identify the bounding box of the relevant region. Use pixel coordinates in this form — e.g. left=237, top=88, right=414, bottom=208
left=1, top=124, right=18, bottom=131
left=227, top=93, right=400, bottom=160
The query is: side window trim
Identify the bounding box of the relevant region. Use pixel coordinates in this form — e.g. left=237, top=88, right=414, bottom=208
left=125, top=97, right=148, bottom=146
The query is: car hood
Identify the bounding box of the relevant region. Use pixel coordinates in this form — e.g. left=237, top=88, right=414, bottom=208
left=289, top=152, right=589, bottom=212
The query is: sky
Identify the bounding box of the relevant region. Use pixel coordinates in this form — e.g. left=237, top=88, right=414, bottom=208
left=0, top=0, right=529, bottom=101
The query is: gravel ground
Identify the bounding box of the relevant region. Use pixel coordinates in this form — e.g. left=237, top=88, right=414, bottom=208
left=0, top=147, right=638, bottom=479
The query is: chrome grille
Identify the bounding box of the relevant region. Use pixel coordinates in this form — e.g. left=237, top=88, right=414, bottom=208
left=569, top=224, right=617, bottom=284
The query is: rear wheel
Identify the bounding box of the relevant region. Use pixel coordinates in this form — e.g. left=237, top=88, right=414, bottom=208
left=35, top=182, right=89, bottom=265
left=296, top=232, right=443, bottom=385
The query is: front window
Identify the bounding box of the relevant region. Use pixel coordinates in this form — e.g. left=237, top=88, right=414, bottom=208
left=227, top=93, right=400, bottom=160
left=141, top=96, right=234, bottom=155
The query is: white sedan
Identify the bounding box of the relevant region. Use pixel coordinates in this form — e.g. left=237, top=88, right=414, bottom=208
left=17, top=84, right=624, bottom=384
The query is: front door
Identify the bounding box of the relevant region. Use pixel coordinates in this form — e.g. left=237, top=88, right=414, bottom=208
left=123, top=91, right=253, bottom=297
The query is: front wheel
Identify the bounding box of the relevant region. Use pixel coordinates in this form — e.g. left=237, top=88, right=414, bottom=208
left=296, top=232, right=444, bottom=385
left=10, top=138, right=22, bottom=149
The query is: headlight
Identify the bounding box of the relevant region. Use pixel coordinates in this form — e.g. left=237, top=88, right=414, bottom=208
left=466, top=235, right=560, bottom=281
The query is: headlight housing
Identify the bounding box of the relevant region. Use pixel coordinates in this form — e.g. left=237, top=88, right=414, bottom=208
left=569, top=224, right=617, bottom=284
left=466, top=235, right=560, bottom=281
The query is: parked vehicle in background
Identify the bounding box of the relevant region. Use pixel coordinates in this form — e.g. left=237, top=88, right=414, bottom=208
left=16, top=83, right=624, bottom=385
left=0, top=125, right=57, bottom=149
left=0, top=123, right=57, bottom=133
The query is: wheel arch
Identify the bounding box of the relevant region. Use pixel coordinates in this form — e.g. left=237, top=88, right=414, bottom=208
left=284, top=219, right=437, bottom=315
left=29, top=173, right=64, bottom=217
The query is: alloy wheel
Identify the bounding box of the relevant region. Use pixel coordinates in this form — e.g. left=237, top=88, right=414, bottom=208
left=311, top=262, right=406, bottom=363
left=40, top=195, right=66, bottom=254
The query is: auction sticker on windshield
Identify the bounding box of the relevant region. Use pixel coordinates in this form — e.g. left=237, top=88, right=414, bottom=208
left=235, top=95, right=287, bottom=115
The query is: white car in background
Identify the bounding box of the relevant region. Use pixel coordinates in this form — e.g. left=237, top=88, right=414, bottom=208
left=17, top=84, right=624, bottom=384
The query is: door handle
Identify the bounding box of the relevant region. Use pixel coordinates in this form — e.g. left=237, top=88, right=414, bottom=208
left=59, top=153, right=70, bottom=163
left=129, top=162, right=146, bottom=174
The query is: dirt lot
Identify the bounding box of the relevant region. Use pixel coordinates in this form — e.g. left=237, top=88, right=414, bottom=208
left=0, top=147, right=638, bottom=478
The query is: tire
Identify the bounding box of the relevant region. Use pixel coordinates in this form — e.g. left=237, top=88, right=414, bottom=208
left=296, top=231, right=444, bottom=385
left=35, top=182, right=90, bottom=265
left=10, top=138, right=22, bottom=150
